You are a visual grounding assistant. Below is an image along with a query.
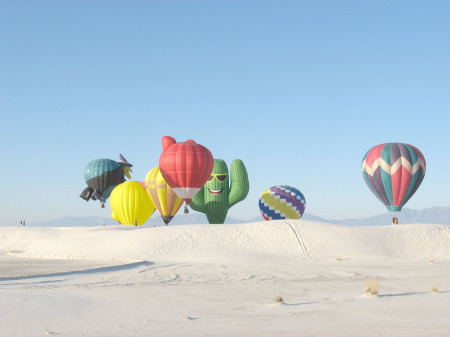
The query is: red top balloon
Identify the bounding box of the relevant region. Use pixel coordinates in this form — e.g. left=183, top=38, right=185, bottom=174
left=159, top=136, right=214, bottom=204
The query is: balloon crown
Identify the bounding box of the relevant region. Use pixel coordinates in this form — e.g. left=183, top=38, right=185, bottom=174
left=162, top=136, right=196, bottom=150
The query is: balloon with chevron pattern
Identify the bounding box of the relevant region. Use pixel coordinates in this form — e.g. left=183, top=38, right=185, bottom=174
left=361, top=143, right=426, bottom=212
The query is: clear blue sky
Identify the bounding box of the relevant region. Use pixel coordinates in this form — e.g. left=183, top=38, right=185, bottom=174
left=1, top=1, right=449, bottom=226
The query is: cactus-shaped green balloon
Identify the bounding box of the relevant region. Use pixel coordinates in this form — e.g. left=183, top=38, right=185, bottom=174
left=190, top=159, right=249, bottom=224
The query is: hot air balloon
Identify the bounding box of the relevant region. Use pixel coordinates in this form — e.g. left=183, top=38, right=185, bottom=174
left=112, top=211, right=120, bottom=222
left=144, top=167, right=184, bottom=225
left=259, top=185, right=306, bottom=220
left=190, top=159, right=249, bottom=224
left=80, top=155, right=132, bottom=207
left=361, top=143, right=426, bottom=212
left=158, top=136, right=214, bottom=205
left=109, top=181, right=155, bottom=225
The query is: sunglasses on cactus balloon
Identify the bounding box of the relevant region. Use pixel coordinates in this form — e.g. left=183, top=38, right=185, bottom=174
left=207, top=174, right=227, bottom=182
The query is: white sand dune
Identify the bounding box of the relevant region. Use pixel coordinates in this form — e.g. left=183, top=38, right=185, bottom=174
left=1, top=220, right=449, bottom=336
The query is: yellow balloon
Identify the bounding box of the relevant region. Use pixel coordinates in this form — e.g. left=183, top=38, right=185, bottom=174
left=110, top=181, right=155, bottom=225
left=145, top=167, right=184, bottom=225
left=111, top=211, right=119, bottom=222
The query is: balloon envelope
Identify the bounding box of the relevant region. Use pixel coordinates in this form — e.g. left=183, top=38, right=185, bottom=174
left=145, top=167, right=184, bottom=225
left=158, top=136, right=214, bottom=204
left=112, top=211, right=119, bottom=222
left=110, top=181, right=155, bottom=225
left=189, top=158, right=249, bottom=224
left=80, top=155, right=132, bottom=204
left=259, top=185, right=306, bottom=220
left=361, top=143, right=426, bottom=212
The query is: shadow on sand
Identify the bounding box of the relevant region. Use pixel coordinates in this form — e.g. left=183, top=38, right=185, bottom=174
left=379, top=290, right=450, bottom=297
left=0, top=260, right=153, bottom=282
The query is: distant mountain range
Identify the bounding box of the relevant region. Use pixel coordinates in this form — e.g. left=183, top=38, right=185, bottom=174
left=30, top=207, right=450, bottom=227
left=301, top=207, right=450, bottom=226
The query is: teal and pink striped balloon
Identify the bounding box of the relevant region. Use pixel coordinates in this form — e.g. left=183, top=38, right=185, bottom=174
left=361, top=143, right=426, bottom=212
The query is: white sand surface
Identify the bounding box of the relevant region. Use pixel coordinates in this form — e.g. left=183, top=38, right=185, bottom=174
left=1, top=220, right=449, bottom=336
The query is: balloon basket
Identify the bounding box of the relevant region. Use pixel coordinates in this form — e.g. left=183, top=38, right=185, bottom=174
left=184, top=205, right=189, bottom=214
left=101, top=203, right=105, bottom=209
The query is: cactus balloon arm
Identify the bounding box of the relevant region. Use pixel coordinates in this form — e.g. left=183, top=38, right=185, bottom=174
left=189, top=187, right=207, bottom=213
left=228, top=159, right=250, bottom=208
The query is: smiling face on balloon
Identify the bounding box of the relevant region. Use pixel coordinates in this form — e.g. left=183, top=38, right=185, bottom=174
left=203, top=159, right=229, bottom=200
left=206, top=172, right=228, bottom=196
